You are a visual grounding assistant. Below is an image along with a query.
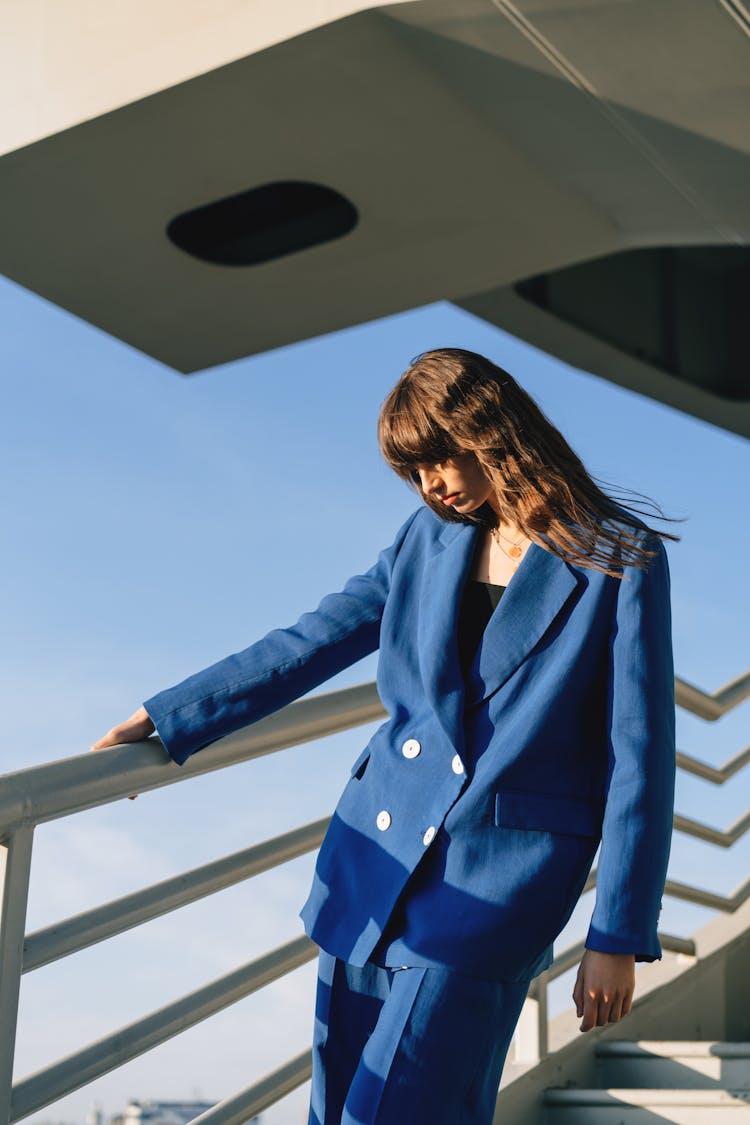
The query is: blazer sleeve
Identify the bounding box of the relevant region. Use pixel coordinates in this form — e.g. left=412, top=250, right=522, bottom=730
left=143, top=508, right=421, bottom=766
left=584, top=532, right=676, bottom=962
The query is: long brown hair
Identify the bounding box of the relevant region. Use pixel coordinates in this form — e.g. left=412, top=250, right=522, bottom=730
left=378, top=348, right=684, bottom=578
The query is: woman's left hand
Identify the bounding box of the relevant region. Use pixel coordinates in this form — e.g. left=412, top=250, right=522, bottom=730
left=573, top=949, right=635, bottom=1032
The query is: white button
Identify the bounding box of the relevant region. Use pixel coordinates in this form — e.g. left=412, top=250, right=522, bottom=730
left=422, top=826, right=436, bottom=846
left=451, top=754, right=464, bottom=775
left=377, top=810, right=392, bottom=831
left=402, top=738, right=421, bottom=759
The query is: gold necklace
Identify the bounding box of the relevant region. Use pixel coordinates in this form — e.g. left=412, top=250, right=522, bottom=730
left=491, top=525, right=529, bottom=570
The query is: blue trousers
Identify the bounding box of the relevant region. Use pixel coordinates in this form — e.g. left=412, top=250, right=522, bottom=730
left=308, top=951, right=531, bottom=1125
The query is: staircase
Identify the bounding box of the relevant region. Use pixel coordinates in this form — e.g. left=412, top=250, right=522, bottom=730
left=544, top=1041, right=750, bottom=1122
left=2, top=672, right=750, bottom=1125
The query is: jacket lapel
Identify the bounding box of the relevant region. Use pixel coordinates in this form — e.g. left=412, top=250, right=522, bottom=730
left=418, top=521, right=582, bottom=747
left=417, top=521, right=480, bottom=757
left=464, top=538, right=581, bottom=708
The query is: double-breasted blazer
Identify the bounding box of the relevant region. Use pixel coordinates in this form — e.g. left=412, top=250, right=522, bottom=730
left=144, top=503, right=676, bottom=983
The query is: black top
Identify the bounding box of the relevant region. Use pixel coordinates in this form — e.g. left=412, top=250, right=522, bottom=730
left=457, top=579, right=507, bottom=674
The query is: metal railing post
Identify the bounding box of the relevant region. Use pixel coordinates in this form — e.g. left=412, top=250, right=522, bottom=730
left=536, top=970, right=550, bottom=1060
left=512, top=999, right=541, bottom=1065
left=0, top=827, right=34, bottom=1124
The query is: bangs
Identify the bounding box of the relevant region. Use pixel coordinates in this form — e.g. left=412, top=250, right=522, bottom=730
left=378, top=382, right=460, bottom=479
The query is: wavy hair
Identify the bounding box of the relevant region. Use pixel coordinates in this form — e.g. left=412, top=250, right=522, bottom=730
left=378, top=348, right=684, bottom=577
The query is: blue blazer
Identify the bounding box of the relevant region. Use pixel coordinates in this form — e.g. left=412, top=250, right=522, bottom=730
left=144, top=504, right=676, bottom=983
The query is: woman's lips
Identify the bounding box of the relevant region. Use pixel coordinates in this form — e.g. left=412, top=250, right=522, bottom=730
left=440, top=493, right=459, bottom=506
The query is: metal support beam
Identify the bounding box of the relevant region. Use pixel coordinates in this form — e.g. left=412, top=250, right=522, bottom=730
left=677, top=743, right=750, bottom=785
left=189, top=1050, right=313, bottom=1125
left=0, top=828, right=34, bottom=1125
left=10, top=935, right=317, bottom=1122
left=23, top=818, right=328, bottom=972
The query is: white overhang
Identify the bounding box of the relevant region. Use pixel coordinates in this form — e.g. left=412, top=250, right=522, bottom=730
left=1, top=0, right=748, bottom=435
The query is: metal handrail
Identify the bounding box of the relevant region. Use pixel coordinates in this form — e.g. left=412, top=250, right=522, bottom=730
left=677, top=743, right=750, bottom=784
left=0, top=683, right=382, bottom=1124
left=11, top=938, right=317, bottom=1122
left=23, top=818, right=329, bottom=972
left=672, top=809, right=750, bottom=847
left=0, top=669, right=748, bottom=1122
left=582, top=867, right=750, bottom=912
left=0, top=682, right=386, bottom=841
left=662, top=873, right=750, bottom=913
left=674, top=669, right=750, bottom=720
left=577, top=834, right=750, bottom=907
left=190, top=1050, right=313, bottom=1125
left=3, top=669, right=746, bottom=841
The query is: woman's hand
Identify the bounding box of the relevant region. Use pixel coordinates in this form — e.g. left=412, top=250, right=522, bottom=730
left=91, top=705, right=156, bottom=800
left=573, top=949, right=635, bottom=1032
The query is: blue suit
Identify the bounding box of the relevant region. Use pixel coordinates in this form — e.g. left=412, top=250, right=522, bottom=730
left=144, top=504, right=676, bottom=985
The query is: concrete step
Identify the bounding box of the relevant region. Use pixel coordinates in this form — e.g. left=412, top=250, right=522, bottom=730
left=596, top=1041, right=750, bottom=1090
left=543, top=1087, right=750, bottom=1123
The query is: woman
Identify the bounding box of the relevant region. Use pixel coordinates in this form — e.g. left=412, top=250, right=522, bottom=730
left=93, top=348, right=681, bottom=1125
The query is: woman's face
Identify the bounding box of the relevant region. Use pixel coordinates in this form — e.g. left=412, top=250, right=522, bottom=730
left=414, top=453, right=496, bottom=514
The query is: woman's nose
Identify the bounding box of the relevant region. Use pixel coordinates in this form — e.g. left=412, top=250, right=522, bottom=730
left=418, top=467, right=442, bottom=494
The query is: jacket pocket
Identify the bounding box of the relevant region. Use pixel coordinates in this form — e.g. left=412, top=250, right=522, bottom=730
left=350, top=747, right=372, bottom=779
left=494, top=790, right=602, bottom=838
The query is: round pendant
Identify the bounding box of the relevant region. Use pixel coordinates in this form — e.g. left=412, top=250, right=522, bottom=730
left=509, top=545, right=522, bottom=558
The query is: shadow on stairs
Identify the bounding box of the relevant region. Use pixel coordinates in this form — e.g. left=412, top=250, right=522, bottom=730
left=544, top=1040, right=750, bottom=1122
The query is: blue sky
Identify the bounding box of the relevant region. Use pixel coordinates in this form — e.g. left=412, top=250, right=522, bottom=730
left=1, top=274, right=748, bottom=1124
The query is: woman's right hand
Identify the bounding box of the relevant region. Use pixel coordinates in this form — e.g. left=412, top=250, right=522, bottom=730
left=91, top=705, right=156, bottom=799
